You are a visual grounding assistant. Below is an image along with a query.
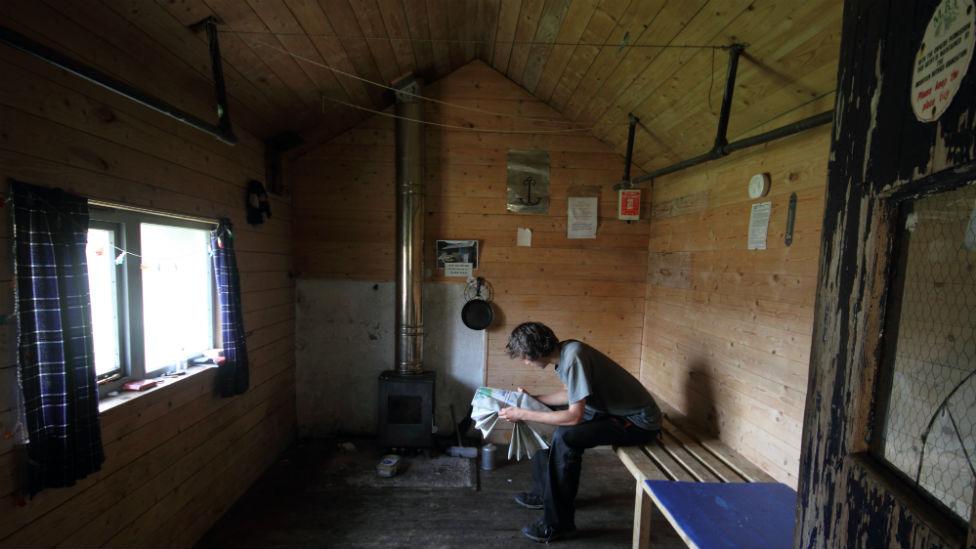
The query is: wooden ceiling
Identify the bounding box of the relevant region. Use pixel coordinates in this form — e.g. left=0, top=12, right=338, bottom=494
left=1, top=0, right=843, bottom=173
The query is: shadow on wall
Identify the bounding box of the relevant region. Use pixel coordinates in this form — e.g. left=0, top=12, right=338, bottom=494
left=680, top=360, right=721, bottom=439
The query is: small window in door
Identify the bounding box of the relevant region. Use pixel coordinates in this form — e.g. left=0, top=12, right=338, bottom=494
left=873, top=182, right=976, bottom=524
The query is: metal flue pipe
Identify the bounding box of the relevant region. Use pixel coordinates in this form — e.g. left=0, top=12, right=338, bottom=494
left=394, top=78, right=425, bottom=375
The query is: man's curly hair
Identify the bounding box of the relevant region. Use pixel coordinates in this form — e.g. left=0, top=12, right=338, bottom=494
left=506, top=322, right=560, bottom=360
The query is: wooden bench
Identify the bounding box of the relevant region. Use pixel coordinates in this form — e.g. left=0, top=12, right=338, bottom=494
left=616, top=414, right=790, bottom=549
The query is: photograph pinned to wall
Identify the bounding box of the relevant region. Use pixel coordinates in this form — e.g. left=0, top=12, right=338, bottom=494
left=436, top=240, right=479, bottom=278
left=506, top=149, right=550, bottom=215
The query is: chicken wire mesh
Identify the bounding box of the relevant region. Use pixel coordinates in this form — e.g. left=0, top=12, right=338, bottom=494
left=877, top=183, right=976, bottom=522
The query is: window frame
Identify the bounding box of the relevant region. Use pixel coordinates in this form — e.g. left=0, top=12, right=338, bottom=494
left=87, top=220, right=126, bottom=384
left=868, top=185, right=976, bottom=530
left=88, top=207, right=217, bottom=398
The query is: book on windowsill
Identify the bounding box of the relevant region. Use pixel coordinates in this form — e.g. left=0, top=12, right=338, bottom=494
left=122, top=379, right=159, bottom=392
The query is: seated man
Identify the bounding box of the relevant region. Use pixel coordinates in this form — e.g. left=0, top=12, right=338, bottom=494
left=498, top=322, right=661, bottom=543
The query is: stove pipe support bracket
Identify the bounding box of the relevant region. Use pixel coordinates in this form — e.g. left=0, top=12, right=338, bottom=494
left=394, top=77, right=425, bottom=375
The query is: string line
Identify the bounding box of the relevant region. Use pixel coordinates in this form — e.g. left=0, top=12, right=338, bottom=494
left=320, top=94, right=595, bottom=134
left=221, top=30, right=731, bottom=50
left=251, top=39, right=590, bottom=127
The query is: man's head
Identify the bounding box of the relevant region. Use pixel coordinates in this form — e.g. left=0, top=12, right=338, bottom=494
left=506, top=322, right=560, bottom=368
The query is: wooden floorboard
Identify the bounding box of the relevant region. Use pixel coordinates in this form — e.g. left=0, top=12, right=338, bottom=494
left=195, top=438, right=686, bottom=548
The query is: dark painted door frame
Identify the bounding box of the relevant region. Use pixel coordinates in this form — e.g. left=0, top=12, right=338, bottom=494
left=797, top=0, right=976, bottom=547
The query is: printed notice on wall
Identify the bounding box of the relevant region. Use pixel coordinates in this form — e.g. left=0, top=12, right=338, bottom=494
left=516, top=227, right=533, bottom=247
left=911, top=0, right=975, bottom=122
left=566, top=196, right=597, bottom=238
left=567, top=197, right=598, bottom=239
left=748, top=201, right=772, bottom=250
left=444, top=263, right=473, bottom=277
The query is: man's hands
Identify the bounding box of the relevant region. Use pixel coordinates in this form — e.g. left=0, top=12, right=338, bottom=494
left=498, top=406, right=525, bottom=422
left=499, top=400, right=586, bottom=426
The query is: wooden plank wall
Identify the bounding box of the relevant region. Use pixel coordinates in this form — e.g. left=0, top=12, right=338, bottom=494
left=291, top=60, right=650, bottom=404
left=640, top=127, right=830, bottom=486
left=0, top=12, right=295, bottom=549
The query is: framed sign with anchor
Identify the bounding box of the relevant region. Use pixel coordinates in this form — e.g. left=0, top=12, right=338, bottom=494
left=506, top=149, right=550, bottom=214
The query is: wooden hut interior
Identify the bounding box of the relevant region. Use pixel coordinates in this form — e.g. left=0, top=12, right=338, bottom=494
left=0, top=0, right=973, bottom=547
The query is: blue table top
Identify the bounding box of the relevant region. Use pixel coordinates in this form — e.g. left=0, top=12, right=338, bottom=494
left=644, top=481, right=797, bottom=549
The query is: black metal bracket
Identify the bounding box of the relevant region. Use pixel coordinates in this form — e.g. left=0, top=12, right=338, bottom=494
left=190, top=16, right=234, bottom=141
left=613, top=114, right=640, bottom=191
left=627, top=44, right=835, bottom=185
left=0, top=24, right=236, bottom=145
left=713, top=44, right=744, bottom=151
left=624, top=114, right=639, bottom=181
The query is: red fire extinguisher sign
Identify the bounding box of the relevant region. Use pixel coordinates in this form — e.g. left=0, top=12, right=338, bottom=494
left=617, top=189, right=641, bottom=221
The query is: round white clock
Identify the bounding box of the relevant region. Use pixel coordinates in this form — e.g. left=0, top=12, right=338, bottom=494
left=748, top=173, right=771, bottom=199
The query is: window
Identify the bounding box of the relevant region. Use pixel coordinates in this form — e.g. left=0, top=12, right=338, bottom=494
left=872, top=182, right=976, bottom=525
left=86, top=207, right=215, bottom=394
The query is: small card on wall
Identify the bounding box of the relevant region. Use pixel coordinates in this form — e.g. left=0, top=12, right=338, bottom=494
left=567, top=197, right=598, bottom=239
left=748, top=201, right=772, bottom=250
left=444, top=263, right=473, bottom=277
left=517, top=227, right=532, bottom=247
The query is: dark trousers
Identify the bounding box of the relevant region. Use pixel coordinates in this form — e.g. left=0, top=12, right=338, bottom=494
left=531, top=417, right=659, bottom=529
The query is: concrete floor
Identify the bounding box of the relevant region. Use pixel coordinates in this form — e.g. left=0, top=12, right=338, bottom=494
left=195, top=439, right=684, bottom=548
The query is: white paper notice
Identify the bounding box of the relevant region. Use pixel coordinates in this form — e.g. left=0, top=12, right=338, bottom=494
left=567, top=197, right=598, bottom=239
left=444, top=263, right=473, bottom=277
left=748, top=202, right=772, bottom=250
left=517, top=227, right=532, bottom=247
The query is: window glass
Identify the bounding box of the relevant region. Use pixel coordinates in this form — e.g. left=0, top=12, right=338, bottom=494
left=876, top=183, right=976, bottom=522
left=140, top=223, right=213, bottom=373
left=86, top=228, right=121, bottom=378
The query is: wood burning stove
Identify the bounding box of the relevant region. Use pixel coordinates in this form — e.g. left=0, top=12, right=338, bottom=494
left=378, top=371, right=434, bottom=448
left=378, top=76, right=435, bottom=448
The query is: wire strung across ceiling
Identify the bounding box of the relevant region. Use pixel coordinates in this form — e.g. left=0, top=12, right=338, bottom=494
left=250, top=39, right=596, bottom=134
left=219, top=29, right=734, bottom=50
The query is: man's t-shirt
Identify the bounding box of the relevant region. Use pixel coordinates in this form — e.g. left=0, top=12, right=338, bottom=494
left=554, top=340, right=661, bottom=431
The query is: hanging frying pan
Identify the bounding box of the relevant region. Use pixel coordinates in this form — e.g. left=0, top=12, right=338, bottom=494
left=461, top=277, right=494, bottom=330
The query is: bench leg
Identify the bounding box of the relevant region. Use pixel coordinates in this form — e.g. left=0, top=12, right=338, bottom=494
left=633, top=481, right=653, bottom=549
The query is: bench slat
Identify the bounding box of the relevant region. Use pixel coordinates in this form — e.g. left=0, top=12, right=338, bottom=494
left=661, top=415, right=776, bottom=483
left=662, top=425, right=740, bottom=483
left=660, top=431, right=722, bottom=483
left=617, top=445, right=665, bottom=483
left=644, top=441, right=696, bottom=482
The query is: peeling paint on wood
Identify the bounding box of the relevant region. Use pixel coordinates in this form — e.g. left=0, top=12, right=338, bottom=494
left=796, top=0, right=976, bottom=546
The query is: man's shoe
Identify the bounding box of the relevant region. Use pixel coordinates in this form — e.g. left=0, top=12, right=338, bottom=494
left=520, top=519, right=576, bottom=543
left=514, top=492, right=544, bottom=510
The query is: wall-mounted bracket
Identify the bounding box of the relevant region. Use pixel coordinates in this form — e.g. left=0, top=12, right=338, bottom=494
left=613, top=114, right=639, bottom=191
left=0, top=22, right=236, bottom=145
left=627, top=43, right=835, bottom=185
left=190, top=16, right=234, bottom=142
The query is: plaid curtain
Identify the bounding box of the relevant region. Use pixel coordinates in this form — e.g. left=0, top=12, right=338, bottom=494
left=11, top=180, right=103, bottom=496
left=211, top=218, right=248, bottom=397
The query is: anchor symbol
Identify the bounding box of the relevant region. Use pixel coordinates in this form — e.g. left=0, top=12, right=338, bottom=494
left=518, top=176, right=542, bottom=206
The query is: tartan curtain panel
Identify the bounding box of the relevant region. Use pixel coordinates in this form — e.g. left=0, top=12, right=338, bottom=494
left=211, top=218, right=248, bottom=397
left=11, top=180, right=104, bottom=496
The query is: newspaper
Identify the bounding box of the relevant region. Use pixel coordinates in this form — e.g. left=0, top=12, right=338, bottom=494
left=470, top=387, right=551, bottom=461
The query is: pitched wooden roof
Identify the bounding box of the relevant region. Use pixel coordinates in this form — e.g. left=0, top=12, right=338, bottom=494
left=1, top=0, right=842, bottom=173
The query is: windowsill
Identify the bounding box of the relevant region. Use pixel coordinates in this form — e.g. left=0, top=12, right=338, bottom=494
left=98, top=364, right=218, bottom=414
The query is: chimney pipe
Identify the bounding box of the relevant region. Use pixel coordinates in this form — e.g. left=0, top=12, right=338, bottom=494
left=394, top=78, right=425, bottom=375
